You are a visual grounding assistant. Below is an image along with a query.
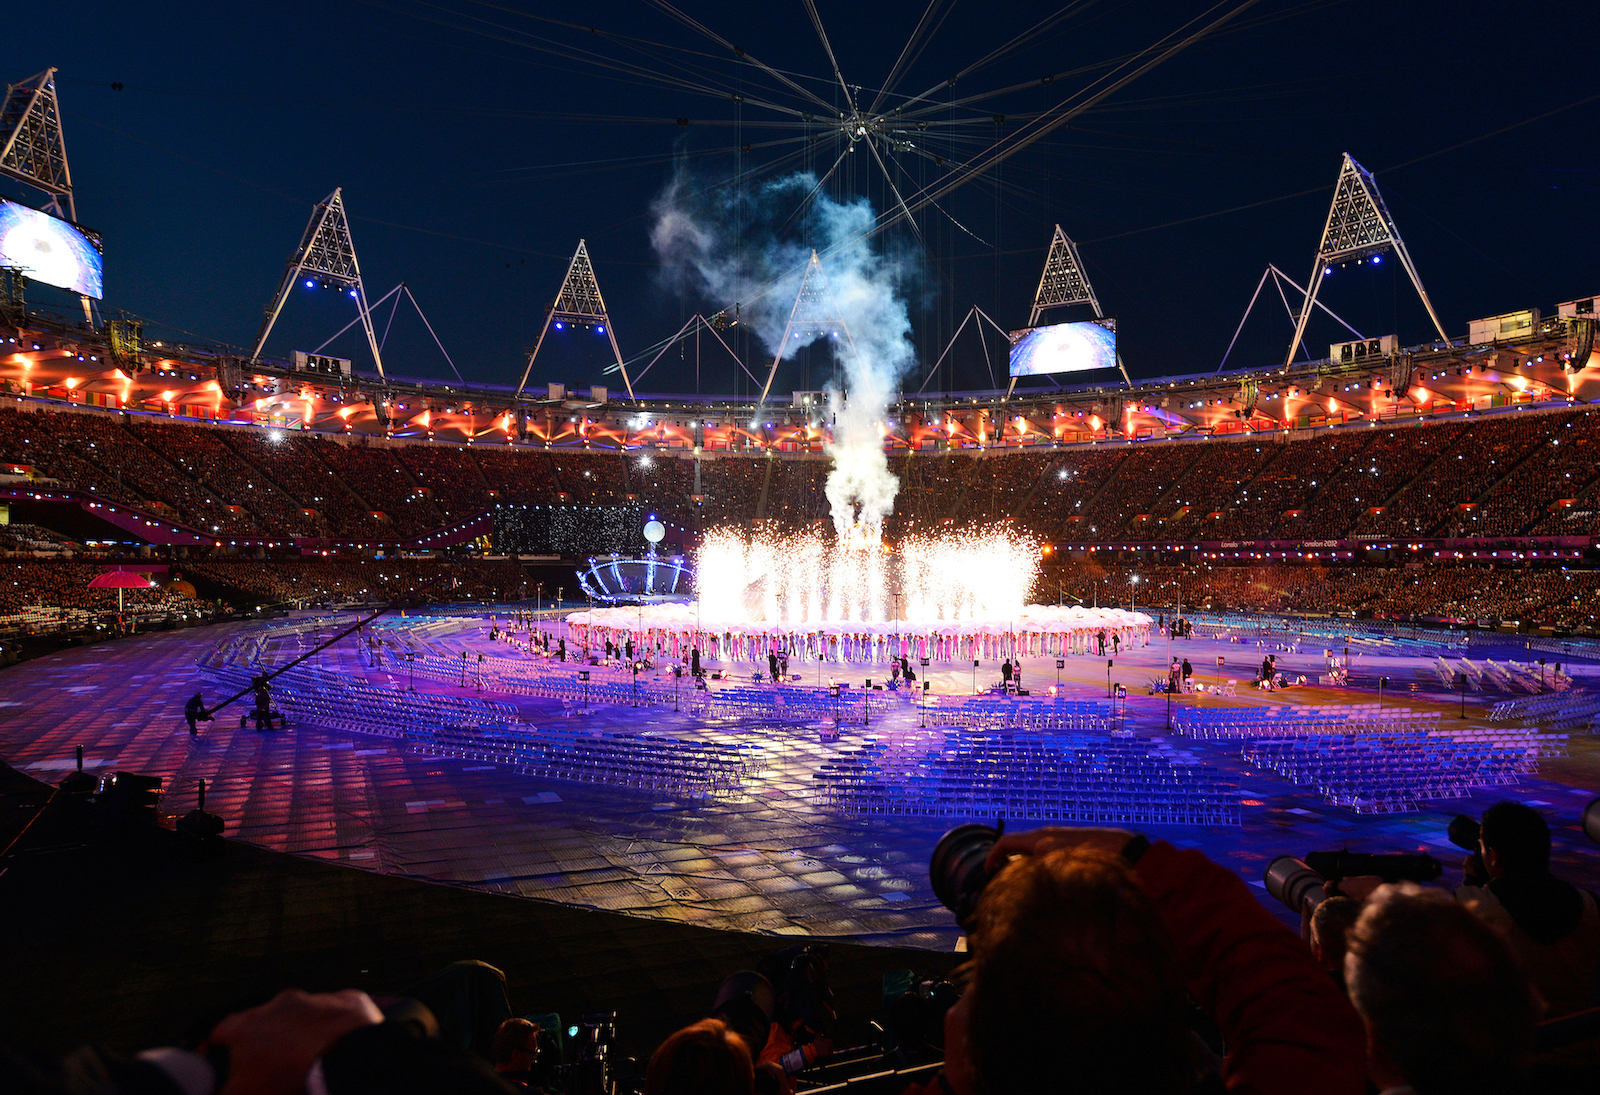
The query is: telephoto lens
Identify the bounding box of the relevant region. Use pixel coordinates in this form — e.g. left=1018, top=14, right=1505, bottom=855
left=930, top=823, right=1002, bottom=927
left=1584, top=797, right=1600, bottom=845
left=1303, top=850, right=1442, bottom=885
left=1264, top=856, right=1326, bottom=914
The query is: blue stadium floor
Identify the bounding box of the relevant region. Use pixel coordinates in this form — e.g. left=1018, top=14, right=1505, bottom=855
left=2, top=612, right=1597, bottom=950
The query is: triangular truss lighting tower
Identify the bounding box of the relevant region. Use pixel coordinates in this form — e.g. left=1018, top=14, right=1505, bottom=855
left=758, top=250, right=857, bottom=406
left=517, top=239, right=634, bottom=401
left=1007, top=225, right=1130, bottom=396
left=0, top=67, right=74, bottom=219
left=250, top=188, right=385, bottom=378
left=1, top=66, right=94, bottom=326
left=1284, top=153, right=1448, bottom=367
left=1029, top=224, right=1098, bottom=325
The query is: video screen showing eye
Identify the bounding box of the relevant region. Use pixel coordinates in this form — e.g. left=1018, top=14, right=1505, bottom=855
left=0, top=199, right=104, bottom=299
left=1008, top=318, right=1117, bottom=377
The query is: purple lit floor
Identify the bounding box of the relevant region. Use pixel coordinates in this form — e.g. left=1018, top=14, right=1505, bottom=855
left=2, top=614, right=1597, bottom=949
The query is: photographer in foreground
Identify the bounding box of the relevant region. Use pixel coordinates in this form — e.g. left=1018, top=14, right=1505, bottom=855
left=1345, top=883, right=1537, bottom=1095
left=917, top=826, right=1366, bottom=1095
left=1455, top=801, right=1600, bottom=1020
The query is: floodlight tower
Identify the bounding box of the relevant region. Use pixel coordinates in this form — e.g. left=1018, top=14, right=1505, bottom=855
left=757, top=250, right=858, bottom=407
left=0, top=67, right=93, bottom=325
left=1007, top=224, right=1130, bottom=396
left=1283, top=153, right=1449, bottom=367
left=250, top=188, right=385, bottom=377
left=517, top=240, right=634, bottom=401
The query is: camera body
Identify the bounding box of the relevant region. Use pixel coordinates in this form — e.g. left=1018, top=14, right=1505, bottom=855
left=1447, top=813, right=1490, bottom=884
left=555, top=1012, right=630, bottom=1095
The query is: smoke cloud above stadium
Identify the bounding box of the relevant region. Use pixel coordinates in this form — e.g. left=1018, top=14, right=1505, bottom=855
left=650, top=168, right=917, bottom=540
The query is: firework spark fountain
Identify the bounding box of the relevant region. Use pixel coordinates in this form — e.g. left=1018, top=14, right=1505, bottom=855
left=694, top=525, right=1039, bottom=628
left=700, top=525, right=1036, bottom=627
left=565, top=523, right=1150, bottom=665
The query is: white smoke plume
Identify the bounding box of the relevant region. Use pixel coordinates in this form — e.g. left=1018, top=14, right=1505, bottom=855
left=650, top=169, right=917, bottom=540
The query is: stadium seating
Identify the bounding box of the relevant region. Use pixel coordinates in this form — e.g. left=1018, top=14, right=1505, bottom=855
left=1239, top=729, right=1551, bottom=814
left=196, top=622, right=765, bottom=800
left=6, top=398, right=1600, bottom=630
left=813, top=729, right=1239, bottom=825
left=6, top=399, right=1600, bottom=551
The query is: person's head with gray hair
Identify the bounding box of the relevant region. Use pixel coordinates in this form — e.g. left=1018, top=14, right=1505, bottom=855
left=1345, top=883, right=1536, bottom=1094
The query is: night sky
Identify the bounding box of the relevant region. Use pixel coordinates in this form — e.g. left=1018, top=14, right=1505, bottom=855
left=5, top=1, right=1594, bottom=395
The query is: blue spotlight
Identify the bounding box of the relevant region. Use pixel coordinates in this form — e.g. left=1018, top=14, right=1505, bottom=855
left=305, top=279, right=315, bottom=289
left=1371, top=254, right=1381, bottom=264
left=554, top=321, right=564, bottom=330
left=596, top=325, right=605, bottom=334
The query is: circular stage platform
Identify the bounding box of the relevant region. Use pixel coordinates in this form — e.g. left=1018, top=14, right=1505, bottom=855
left=3, top=608, right=1598, bottom=948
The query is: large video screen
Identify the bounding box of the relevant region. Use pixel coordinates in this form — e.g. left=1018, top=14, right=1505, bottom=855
left=0, top=199, right=104, bottom=299
left=1008, top=318, right=1116, bottom=377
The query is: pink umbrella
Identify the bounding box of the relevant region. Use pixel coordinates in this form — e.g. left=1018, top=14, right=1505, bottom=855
left=88, top=568, right=153, bottom=612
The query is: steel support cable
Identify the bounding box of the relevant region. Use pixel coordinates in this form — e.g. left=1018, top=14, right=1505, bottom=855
left=636, top=142, right=816, bottom=229
left=500, top=133, right=813, bottom=183
left=370, top=0, right=782, bottom=111
left=862, top=0, right=1264, bottom=240
left=1085, top=86, right=1600, bottom=247
left=644, top=0, right=838, bottom=113
left=884, top=128, right=1062, bottom=225
left=386, top=8, right=1079, bottom=138
left=403, top=285, right=466, bottom=383
left=450, top=0, right=818, bottom=115
left=900, top=65, right=1285, bottom=121
left=801, top=0, right=859, bottom=116
left=361, top=137, right=807, bottom=251
left=889, top=0, right=1339, bottom=122
left=895, top=113, right=1051, bottom=130
left=863, top=137, right=929, bottom=250
left=1080, top=77, right=1320, bottom=115
left=891, top=1, right=1097, bottom=117
left=378, top=286, right=405, bottom=354
left=891, top=1, right=1257, bottom=210
left=589, top=144, right=818, bottom=246
left=868, top=0, right=956, bottom=116
left=599, top=4, right=1239, bottom=349
left=880, top=144, right=990, bottom=245
left=893, top=59, right=1125, bottom=120
left=775, top=147, right=853, bottom=235
left=62, top=71, right=761, bottom=130
left=572, top=24, right=812, bottom=121
left=313, top=284, right=404, bottom=355
left=454, top=0, right=823, bottom=74
left=407, top=0, right=717, bottom=87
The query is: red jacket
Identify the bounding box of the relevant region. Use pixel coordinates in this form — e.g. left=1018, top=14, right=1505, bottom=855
left=1137, top=841, right=1366, bottom=1095
left=907, top=840, right=1367, bottom=1095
